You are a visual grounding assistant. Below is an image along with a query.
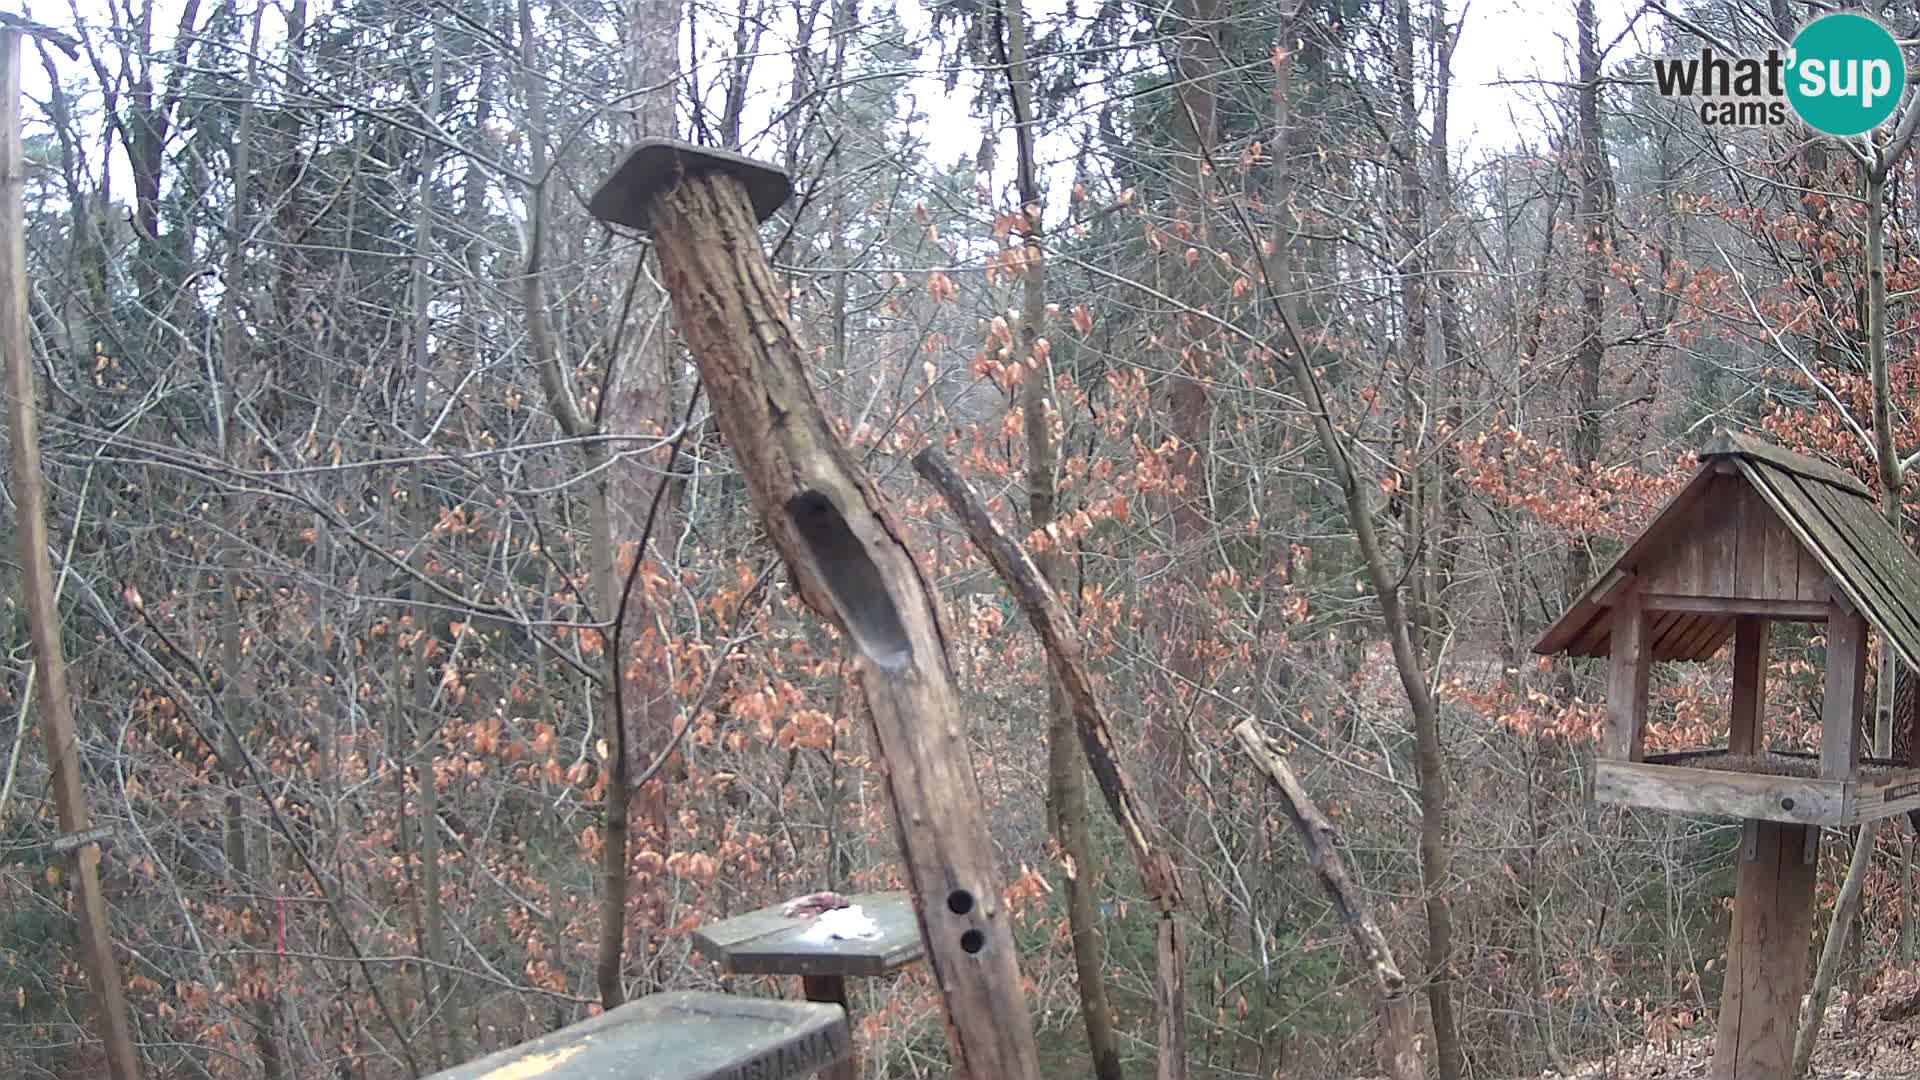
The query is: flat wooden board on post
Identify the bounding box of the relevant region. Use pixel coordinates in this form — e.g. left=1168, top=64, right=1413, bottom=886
left=424, top=992, right=850, bottom=1080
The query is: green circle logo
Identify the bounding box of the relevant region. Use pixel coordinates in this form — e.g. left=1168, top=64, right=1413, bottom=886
left=1787, top=13, right=1906, bottom=136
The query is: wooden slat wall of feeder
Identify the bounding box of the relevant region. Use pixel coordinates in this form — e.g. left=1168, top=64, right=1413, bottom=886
left=1536, top=430, right=1920, bottom=1080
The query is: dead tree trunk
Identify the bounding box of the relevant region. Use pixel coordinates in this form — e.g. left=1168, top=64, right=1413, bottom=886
left=590, top=142, right=1041, bottom=1080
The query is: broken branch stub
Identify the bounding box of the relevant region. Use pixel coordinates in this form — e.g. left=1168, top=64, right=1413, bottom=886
left=591, top=141, right=1041, bottom=1080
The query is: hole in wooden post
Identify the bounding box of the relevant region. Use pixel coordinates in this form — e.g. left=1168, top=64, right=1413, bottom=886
left=785, top=490, right=912, bottom=671
left=946, top=889, right=974, bottom=915
left=960, top=929, right=985, bottom=954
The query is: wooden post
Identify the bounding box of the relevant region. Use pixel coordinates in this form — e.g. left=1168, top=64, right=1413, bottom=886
left=800, top=976, right=856, bottom=1080
left=0, top=28, right=142, bottom=1080
left=1606, top=592, right=1651, bottom=761
left=589, top=140, right=1041, bottom=1080
left=1711, top=821, right=1819, bottom=1080
left=1730, top=617, right=1769, bottom=756
left=1822, top=603, right=1868, bottom=780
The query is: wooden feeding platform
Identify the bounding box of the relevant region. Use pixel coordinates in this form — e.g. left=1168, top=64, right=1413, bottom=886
left=1597, top=748, right=1920, bottom=826
left=424, top=991, right=850, bottom=1080
left=692, top=892, right=923, bottom=1080
left=1536, top=431, right=1920, bottom=1080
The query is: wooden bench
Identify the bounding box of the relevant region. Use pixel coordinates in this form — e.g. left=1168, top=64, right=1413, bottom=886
left=426, top=990, right=851, bottom=1080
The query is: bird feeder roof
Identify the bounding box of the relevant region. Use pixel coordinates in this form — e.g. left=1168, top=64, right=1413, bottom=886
left=1534, top=430, right=1920, bottom=671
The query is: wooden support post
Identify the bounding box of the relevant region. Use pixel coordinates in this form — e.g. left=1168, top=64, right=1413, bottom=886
left=590, top=141, right=1041, bottom=1080
left=1822, top=603, right=1868, bottom=781
left=1711, top=821, right=1820, bottom=1080
left=800, top=976, right=856, bottom=1080
left=0, top=28, right=142, bottom=1080
left=1730, top=617, right=1769, bottom=756
left=1606, top=592, right=1651, bottom=761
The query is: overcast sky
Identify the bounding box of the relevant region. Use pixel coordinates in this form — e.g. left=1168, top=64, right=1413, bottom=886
left=9, top=0, right=1642, bottom=219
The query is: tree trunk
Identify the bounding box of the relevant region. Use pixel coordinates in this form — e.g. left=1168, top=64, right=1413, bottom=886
left=405, top=30, right=462, bottom=1066
left=998, top=0, right=1125, bottom=1075
left=1794, top=121, right=1920, bottom=1073
left=642, top=161, right=1043, bottom=1079
left=216, top=12, right=287, bottom=1073
left=603, top=0, right=685, bottom=992
left=1567, top=0, right=1607, bottom=607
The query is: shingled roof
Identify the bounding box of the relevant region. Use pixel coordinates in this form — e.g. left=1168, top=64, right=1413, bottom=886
left=1534, top=430, right=1920, bottom=672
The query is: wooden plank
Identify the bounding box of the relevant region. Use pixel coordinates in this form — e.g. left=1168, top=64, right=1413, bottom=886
left=1730, top=618, right=1770, bottom=755
left=1848, top=765, right=1920, bottom=825
left=693, top=893, right=927, bottom=978
left=1703, top=429, right=1872, bottom=497
left=1606, top=594, right=1651, bottom=761
left=1738, top=463, right=1839, bottom=609
left=1734, top=480, right=1771, bottom=599
left=1702, top=475, right=1741, bottom=596
left=1645, top=749, right=1742, bottom=766
left=1678, top=615, right=1734, bottom=662
left=1570, top=610, right=1612, bottom=657
left=1762, top=490, right=1806, bottom=602
left=1638, top=595, right=1830, bottom=620
left=1711, top=821, right=1820, bottom=1080
left=1822, top=605, right=1868, bottom=781
left=1656, top=611, right=1701, bottom=662
left=1796, top=539, right=1826, bottom=602
left=1593, top=761, right=1847, bottom=825
left=1792, top=476, right=1920, bottom=671
left=426, top=991, right=851, bottom=1080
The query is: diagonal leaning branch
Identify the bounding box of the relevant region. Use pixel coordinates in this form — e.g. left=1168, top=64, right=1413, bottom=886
left=1231, top=718, right=1424, bottom=1080
left=913, top=448, right=1189, bottom=1080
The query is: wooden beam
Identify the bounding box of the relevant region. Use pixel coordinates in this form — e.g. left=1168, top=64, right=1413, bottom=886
left=1711, top=821, right=1820, bottom=1080
left=1606, top=592, right=1652, bottom=761
left=1594, top=761, right=1845, bottom=825
left=1730, top=618, right=1770, bottom=755
left=1848, top=766, right=1920, bottom=825
left=612, top=146, right=1041, bottom=1078
left=1636, top=595, right=1831, bottom=620
left=1822, top=605, right=1869, bottom=781
left=0, top=29, right=142, bottom=1080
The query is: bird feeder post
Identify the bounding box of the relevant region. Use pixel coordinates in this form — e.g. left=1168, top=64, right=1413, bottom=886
left=1712, top=820, right=1819, bottom=1079
left=588, top=141, right=1041, bottom=1080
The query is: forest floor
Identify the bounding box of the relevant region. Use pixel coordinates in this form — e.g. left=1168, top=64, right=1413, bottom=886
left=1533, top=966, right=1920, bottom=1079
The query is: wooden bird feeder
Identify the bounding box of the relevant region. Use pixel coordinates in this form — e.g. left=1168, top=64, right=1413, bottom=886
left=1537, top=430, right=1920, bottom=1080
